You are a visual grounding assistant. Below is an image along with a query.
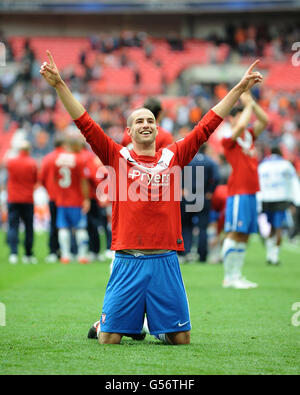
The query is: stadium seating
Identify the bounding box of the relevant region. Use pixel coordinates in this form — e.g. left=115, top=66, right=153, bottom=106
left=1, top=33, right=299, bottom=169
left=265, top=62, right=300, bottom=91
left=7, top=35, right=300, bottom=96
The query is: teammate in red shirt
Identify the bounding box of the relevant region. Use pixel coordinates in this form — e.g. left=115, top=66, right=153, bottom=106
left=221, top=90, right=269, bottom=289
left=53, top=135, right=90, bottom=264
left=122, top=97, right=173, bottom=151
left=6, top=141, right=38, bottom=264
left=211, top=184, right=228, bottom=235
left=41, top=51, right=263, bottom=345
left=78, top=142, right=105, bottom=261
left=207, top=183, right=228, bottom=263
left=39, top=136, right=65, bottom=263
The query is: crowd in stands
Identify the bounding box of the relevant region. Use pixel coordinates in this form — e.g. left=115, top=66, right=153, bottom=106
left=1, top=23, right=299, bottom=165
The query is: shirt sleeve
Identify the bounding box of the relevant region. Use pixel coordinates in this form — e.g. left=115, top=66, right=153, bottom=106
left=222, top=136, right=236, bottom=150
left=174, top=110, right=223, bottom=167
left=74, top=111, right=120, bottom=166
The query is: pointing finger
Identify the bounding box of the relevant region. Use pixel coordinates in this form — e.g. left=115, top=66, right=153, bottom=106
left=246, top=59, right=260, bottom=74
left=46, top=50, right=55, bottom=66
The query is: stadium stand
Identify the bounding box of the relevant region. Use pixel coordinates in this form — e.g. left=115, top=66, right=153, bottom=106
left=0, top=11, right=299, bottom=175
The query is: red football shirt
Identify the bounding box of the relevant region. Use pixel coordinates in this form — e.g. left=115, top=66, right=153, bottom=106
left=6, top=151, right=38, bottom=203
left=79, top=148, right=99, bottom=200
left=222, top=128, right=260, bottom=197
left=75, top=110, right=223, bottom=251
left=211, top=184, right=228, bottom=234
left=53, top=151, right=88, bottom=207
left=39, top=147, right=64, bottom=201
left=122, top=125, right=173, bottom=151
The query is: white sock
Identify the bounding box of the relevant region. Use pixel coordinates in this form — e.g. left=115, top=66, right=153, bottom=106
left=266, top=237, right=276, bottom=262
left=235, top=242, right=247, bottom=280
left=271, top=245, right=280, bottom=264
left=143, top=316, right=171, bottom=344
left=154, top=333, right=172, bottom=344
left=58, top=228, right=71, bottom=259
left=222, top=237, right=238, bottom=281
left=97, top=322, right=101, bottom=337
left=76, top=229, right=89, bottom=259
left=142, top=316, right=150, bottom=335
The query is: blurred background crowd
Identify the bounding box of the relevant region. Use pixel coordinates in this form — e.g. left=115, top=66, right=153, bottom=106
left=0, top=2, right=299, bottom=251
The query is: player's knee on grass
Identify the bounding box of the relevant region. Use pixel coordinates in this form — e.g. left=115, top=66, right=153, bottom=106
left=166, top=331, right=190, bottom=345
left=98, top=332, right=123, bottom=344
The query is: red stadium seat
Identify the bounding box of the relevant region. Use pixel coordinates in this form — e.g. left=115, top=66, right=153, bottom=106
left=265, top=62, right=300, bottom=92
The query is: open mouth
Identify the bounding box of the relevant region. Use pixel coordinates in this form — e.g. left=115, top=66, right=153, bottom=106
left=140, top=130, right=152, bottom=135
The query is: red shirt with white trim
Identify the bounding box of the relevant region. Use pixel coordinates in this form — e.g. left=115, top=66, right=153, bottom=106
left=39, top=147, right=64, bottom=201
left=211, top=184, right=228, bottom=234
left=74, top=110, right=223, bottom=251
left=6, top=151, right=38, bottom=204
left=222, top=128, right=260, bottom=197
left=79, top=148, right=99, bottom=200
left=53, top=150, right=88, bottom=207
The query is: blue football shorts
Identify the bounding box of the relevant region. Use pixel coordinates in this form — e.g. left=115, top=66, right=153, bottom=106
left=56, top=206, right=87, bottom=229
left=224, top=194, right=258, bottom=234
left=264, top=210, right=288, bottom=229
left=100, top=251, right=191, bottom=335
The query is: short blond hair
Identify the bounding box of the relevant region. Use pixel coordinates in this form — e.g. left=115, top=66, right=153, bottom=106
left=127, top=107, right=155, bottom=128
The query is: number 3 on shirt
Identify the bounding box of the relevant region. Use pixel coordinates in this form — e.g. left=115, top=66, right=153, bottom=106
left=58, top=166, right=71, bottom=188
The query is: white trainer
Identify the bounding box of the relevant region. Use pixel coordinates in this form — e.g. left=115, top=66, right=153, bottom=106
left=22, top=256, right=37, bottom=264
left=223, top=278, right=236, bottom=288
left=45, top=254, right=57, bottom=263
left=239, top=277, right=258, bottom=288
left=9, top=254, right=18, bottom=264
left=223, top=277, right=258, bottom=289
left=104, top=250, right=115, bottom=260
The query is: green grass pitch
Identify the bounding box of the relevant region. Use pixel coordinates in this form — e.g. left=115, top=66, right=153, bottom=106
left=0, top=230, right=300, bottom=375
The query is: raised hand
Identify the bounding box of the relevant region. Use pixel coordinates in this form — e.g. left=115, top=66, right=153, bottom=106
left=240, top=90, right=254, bottom=106
left=212, top=60, right=263, bottom=118
left=237, top=60, right=263, bottom=92
left=40, top=50, right=63, bottom=88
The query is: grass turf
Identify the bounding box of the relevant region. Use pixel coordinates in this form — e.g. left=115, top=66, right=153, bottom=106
left=0, top=230, right=300, bottom=375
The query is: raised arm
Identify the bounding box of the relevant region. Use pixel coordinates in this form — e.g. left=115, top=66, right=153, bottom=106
left=212, top=60, right=263, bottom=119
left=40, top=50, right=85, bottom=120
left=239, top=90, right=269, bottom=138
left=231, top=94, right=254, bottom=141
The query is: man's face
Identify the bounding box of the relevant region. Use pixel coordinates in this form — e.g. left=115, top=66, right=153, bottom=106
left=127, top=109, right=158, bottom=146
left=229, top=111, right=242, bottom=127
